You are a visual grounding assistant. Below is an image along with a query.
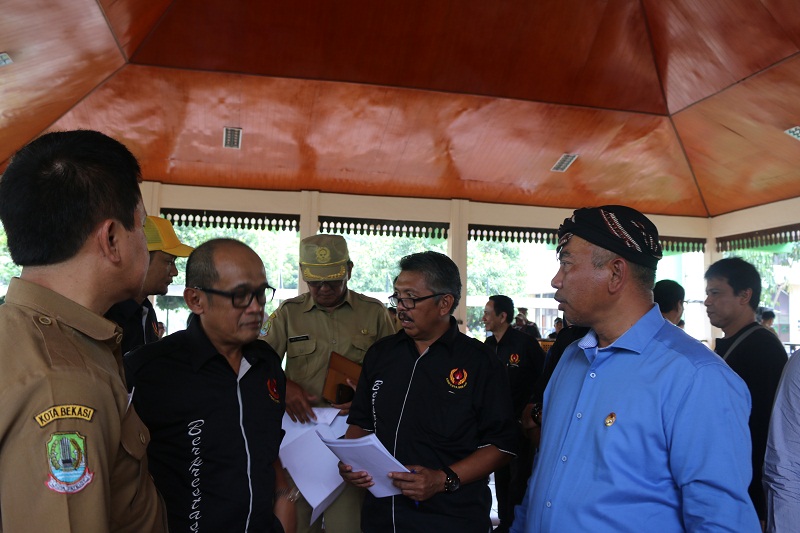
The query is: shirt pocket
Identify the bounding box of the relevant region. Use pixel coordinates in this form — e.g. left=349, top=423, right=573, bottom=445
left=285, top=338, right=319, bottom=383
left=421, top=388, right=474, bottom=443
left=350, top=336, right=374, bottom=363
left=120, top=405, right=149, bottom=460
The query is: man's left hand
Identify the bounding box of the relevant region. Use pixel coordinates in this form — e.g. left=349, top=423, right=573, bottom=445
left=388, top=465, right=445, bottom=502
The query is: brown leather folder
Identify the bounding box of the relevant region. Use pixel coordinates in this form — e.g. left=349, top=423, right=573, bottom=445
left=322, top=351, right=362, bottom=404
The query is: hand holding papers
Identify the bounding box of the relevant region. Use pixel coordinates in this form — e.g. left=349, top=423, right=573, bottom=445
left=316, top=431, right=409, bottom=498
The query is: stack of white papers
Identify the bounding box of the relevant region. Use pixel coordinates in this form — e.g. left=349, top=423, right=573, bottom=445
left=316, top=431, right=408, bottom=498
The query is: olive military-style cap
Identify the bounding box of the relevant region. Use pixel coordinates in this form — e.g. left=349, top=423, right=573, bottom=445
left=299, top=234, right=350, bottom=281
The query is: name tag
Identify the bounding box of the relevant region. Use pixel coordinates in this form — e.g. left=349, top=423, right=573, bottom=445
left=288, top=335, right=310, bottom=343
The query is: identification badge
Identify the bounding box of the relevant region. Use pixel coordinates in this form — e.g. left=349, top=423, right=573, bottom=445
left=288, top=335, right=310, bottom=343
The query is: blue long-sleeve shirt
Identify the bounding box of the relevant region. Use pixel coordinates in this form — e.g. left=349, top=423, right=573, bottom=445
left=511, top=305, right=760, bottom=533
left=764, top=350, right=800, bottom=532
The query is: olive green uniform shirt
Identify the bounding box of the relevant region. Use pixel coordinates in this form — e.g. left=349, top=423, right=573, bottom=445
left=263, top=289, right=395, bottom=403
left=0, top=278, right=167, bottom=533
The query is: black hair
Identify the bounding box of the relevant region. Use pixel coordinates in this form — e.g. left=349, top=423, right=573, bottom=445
left=705, top=257, right=761, bottom=312
left=0, top=130, right=142, bottom=266
left=398, top=251, right=461, bottom=314
left=489, top=295, right=514, bottom=324
left=653, top=279, right=685, bottom=314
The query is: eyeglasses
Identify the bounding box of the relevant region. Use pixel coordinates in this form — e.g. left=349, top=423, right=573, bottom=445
left=193, top=283, right=276, bottom=308
left=389, top=293, right=446, bottom=309
left=307, top=280, right=345, bottom=289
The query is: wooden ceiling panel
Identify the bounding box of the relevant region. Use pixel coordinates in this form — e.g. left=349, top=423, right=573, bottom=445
left=0, top=0, right=125, bottom=163
left=674, top=56, right=800, bottom=214
left=49, top=65, right=705, bottom=215
left=132, top=0, right=666, bottom=113
left=644, top=0, right=799, bottom=113
left=99, top=0, right=173, bottom=59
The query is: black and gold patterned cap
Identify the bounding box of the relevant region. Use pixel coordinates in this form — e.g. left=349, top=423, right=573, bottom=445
left=299, top=234, right=350, bottom=281
left=557, top=205, right=662, bottom=269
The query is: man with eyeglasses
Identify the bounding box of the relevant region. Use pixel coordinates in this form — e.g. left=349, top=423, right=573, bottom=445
left=263, top=234, right=395, bottom=533
left=340, top=251, right=518, bottom=533
left=106, top=216, right=193, bottom=356
left=125, top=239, right=294, bottom=532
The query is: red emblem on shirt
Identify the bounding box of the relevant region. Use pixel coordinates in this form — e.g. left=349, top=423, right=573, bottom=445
left=508, top=353, right=520, bottom=366
left=446, top=368, right=468, bottom=389
left=267, top=378, right=280, bottom=403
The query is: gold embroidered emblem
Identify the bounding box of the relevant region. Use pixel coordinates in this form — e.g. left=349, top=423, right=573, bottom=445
left=316, top=247, right=331, bottom=263
left=604, top=412, right=616, bottom=427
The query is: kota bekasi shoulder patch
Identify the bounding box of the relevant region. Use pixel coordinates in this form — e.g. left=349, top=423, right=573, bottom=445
left=45, top=432, right=94, bottom=494
left=260, top=312, right=276, bottom=337
left=35, top=404, right=95, bottom=427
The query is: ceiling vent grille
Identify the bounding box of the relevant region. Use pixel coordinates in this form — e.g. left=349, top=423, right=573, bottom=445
left=551, top=153, right=578, bottom=172
left=223, top=127, right=242, bottom=149
left=785, top=126, right=800, bottom=142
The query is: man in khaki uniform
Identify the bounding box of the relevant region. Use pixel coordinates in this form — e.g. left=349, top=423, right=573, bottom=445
left=263, top=234, right=394, bottom=533
left=0, top=130, right=167, bottom=532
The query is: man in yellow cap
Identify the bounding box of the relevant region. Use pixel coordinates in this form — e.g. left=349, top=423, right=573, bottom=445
left=106, top=216, right=193, bottom=355
left=263, top=234, right=395, bottom=533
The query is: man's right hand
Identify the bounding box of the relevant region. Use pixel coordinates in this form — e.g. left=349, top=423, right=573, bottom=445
left=285, top=379, right=318, bottom=423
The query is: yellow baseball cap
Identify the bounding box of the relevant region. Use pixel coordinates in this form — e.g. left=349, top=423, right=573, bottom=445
left=144, top=216, right=194, bottom=257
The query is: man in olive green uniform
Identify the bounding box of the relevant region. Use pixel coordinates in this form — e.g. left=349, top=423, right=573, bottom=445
left=263, top=234, right=394, bottom=533
left=0, top=130, right=167, bottom=532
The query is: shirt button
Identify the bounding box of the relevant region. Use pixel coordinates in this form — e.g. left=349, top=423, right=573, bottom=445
left=546, top=501, right=552, bottom=508
left=576, top=413, right=582, bottom=419
left=115, top=334, right=124, bottom=344
left=139, top=433, right=146, bottom=444
left=38, top=316, right=52, bottom=325
left=561, top=455, right=567, bottom=462
left=332, top=340, right=337, bottom=344
left=590, top=372, right=596, bottom=378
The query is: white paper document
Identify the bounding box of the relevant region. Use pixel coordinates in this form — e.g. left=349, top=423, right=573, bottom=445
left=279, top=426, right=345, bottom=524
left=316, top=431, right=409, bottom=498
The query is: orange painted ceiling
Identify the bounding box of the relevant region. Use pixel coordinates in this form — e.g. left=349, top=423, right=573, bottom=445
left=2, top=0, right=800, bottom=217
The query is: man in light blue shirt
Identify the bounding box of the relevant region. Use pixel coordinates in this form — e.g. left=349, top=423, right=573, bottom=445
left=511, top=205, right=760, bottom=533
left=763, top=350, right=800, bottom=532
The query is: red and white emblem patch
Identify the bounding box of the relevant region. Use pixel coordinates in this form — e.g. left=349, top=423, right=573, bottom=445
left=446, top=368, right=468, bottom=389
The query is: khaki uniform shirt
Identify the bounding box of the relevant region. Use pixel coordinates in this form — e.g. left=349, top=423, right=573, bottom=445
left=0, top=278, right=167, bottom=533
left=263, top=289, right=395, bottom=403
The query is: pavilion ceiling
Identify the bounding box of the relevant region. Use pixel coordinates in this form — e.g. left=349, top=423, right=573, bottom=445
left=1, top=0, right=799, bottom=217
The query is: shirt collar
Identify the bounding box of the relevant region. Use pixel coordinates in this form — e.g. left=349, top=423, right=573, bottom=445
left=389, top=315, right=460, bottom=352
left=578, top=304, right=664, bottom=358
left=5, top=277, right=120, bottom=344
left=301, top=289, right=354, bottom=312
left=185, top=315, right=270, bottom=372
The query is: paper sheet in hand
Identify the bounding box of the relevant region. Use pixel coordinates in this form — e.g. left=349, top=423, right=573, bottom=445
left=279, top=426, right=345, bottom=524
left=316, top=431, right=409, bottom=498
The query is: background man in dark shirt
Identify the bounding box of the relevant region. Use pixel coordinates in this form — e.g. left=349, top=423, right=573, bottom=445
left=705, top=257, right=787, bottom=522
left=483, top=294, right=545, bottom=533
left=106, top=216, right=193, bottom=355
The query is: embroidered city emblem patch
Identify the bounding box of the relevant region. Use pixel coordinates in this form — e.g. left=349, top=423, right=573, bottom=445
left=45, top=432, right=94, bottom=494
left=267, top=378, right=280, bottom=403
left=446, top=368, right=468, bottom=389
left=508, top=353, right=520, bottom=367
left=316, top=246, right=331, bottom=263
left=35, top=405, right=95, bottom=427
left=260, top=312, right=276, bottom=337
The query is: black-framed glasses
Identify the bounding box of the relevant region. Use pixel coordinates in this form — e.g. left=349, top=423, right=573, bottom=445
left=307, top=280, right=345, bottom=289
left=389, top=293, right=446, bottom=309
left=194, top=283, right=275, bottom=308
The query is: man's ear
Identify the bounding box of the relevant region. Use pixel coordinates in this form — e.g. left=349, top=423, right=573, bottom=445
left=607, top=258, right=626, bottom=294
left=439, top=294, right=455, bottom=316
left=184, top=287, right=205, bottom=315
left=96, top=219, right=121, bottom=263
left=737, top=288, right=754, bottom=308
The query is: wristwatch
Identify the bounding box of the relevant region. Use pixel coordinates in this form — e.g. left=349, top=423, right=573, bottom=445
left=531, top=402, right=543, bottom=427
left=442, top=466, right=460, bottom=493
